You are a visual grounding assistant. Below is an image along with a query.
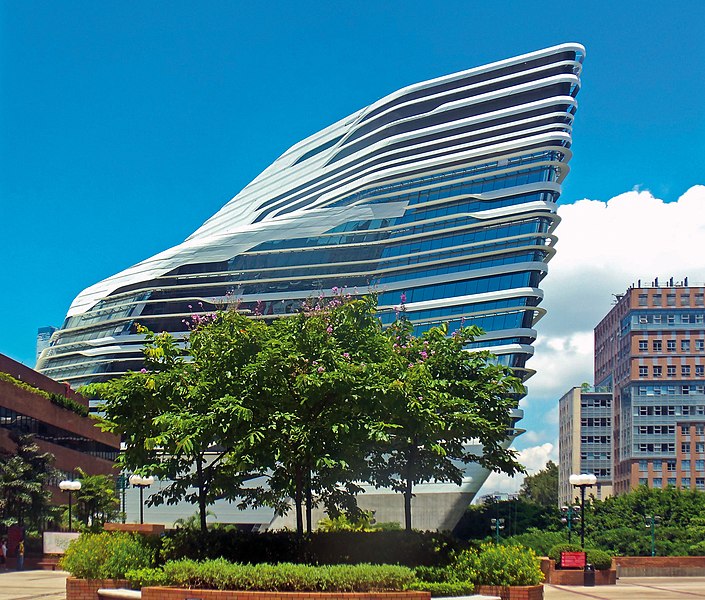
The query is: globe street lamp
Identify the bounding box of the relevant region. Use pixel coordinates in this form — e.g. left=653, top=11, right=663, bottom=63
left=560, top=504, right=581, bottom=544
left=569, top=473, right=597, bottom=549
left=490, top=518, right=505, bottom=543
left=59, top=480, right=82, bottom=532
left=128, top=474, right=154, bottom=524
left=645, top=515, right=661, bottom=557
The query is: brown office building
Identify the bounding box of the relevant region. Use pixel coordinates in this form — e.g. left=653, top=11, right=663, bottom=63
left=0, top=353, right=119, bottom=492
left=594, top=279, right=705, bottom=495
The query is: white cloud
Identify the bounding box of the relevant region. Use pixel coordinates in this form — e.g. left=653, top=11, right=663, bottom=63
left=478, top=443, right=557, bottom=497
left=518, top=185, right=705, bottom=435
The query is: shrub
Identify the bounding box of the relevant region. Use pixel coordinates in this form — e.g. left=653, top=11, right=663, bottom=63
left=504, top=529, right=567, bottom=556
left=127, top=559, right=416, bottom=591
left=159, top=529, right=462, bottom=566
left=410, top=581, right=475, bottom=597
left=586, top=548, right=612, bottom=570
left=547, top=542, right=583, bottom=565
left=60, top=532, right=156, bottom=579
left=454, top=543, right=544, bottom=587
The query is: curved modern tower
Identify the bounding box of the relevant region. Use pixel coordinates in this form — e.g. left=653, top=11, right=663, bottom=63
left=38, top=43, right=584, bottom=529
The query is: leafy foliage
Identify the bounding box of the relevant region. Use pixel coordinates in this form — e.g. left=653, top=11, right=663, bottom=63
left=126, top=559, right=416, bottom=591
left=72, top=468, right=120, bottom=531
left=86, top=293, right=522, bottom=534
left=454, top=543, right=544, bottom=586
left=519, top=460, right=558, bottom=507
left=0, top=432, right=58, bottom=528
left=160, top=529, right=463, bottom=567
left=60, top=532, right=157, bottom=579
left=0, top=371, right=88, bottom=416
left=409, top=580, right=475, bottom=596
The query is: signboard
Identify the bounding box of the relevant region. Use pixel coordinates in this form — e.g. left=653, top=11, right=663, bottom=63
left=43, top=532, right=80, bottom=554
left=561, top=552, right=587, bottom=569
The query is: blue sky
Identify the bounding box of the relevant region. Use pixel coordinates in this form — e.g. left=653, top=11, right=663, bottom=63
left=2, top=1, right=704, bottom=481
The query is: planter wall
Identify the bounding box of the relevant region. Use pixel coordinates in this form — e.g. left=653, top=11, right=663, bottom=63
left=540, top=559, right=616, bottom=585
left=612, top=556, right=705, bottom=577
left=475, top=585, right=542, bottom=600
left=141, top=590, right=430, bottom=600
left=67, top=578, right=130, bottom=600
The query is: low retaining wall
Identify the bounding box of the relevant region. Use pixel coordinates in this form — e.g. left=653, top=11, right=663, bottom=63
left=141, top=590, right=430, bottom=600
left=612, top=556, right=705, bottom=577
left=475, top=585, right=542, bottom=600
left=103, top=523, right=165, bottom=536
left=67, top=578, right=130, bottom=600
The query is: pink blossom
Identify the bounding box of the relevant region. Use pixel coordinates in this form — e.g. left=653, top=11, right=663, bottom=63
left=420, top=351, right=428, bottom=359
left=408, top=363, right=414, bottom=368
left=332, top=286, right=339, bottom=294
left=342, top=352, right=350, bottom=359
left=400, top=292, right=407, bottom=304
left=140, top=368, right=147, bottom=373
left=326, top=325, right=333, bottom=334
left=317, top=366, right=325, bottom=373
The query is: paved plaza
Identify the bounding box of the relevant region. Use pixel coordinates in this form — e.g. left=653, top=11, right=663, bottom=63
left=2, top=572, right=705, bottom=600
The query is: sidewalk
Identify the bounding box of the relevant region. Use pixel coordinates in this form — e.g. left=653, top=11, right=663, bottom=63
left=0, top=569, right=67, bottom=599
left=545, top=576, right=705, bottom=599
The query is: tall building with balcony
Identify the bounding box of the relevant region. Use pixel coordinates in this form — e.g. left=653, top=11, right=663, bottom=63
left=37, top=44, right=584, bottom=529
left=594, top=279, right=705, bottom=495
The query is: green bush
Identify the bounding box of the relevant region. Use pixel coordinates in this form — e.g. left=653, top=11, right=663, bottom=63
left=160, top=529, right=462, bottom=566
left=586, top=549, right=612, bottom=570
left=126, top=559, right=416, bottom=591
left=60, top=532, right=157, bottom=579
left=454, top=543, right=544, bottom=587
left=547, top=542, right=583, bottom=565
left=410, top=581, right=475, bottom=597
left=504, top=529, right=567, bottom=556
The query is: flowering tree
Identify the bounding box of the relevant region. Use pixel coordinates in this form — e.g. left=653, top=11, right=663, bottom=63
left=368, top=316, right=525, bottom=531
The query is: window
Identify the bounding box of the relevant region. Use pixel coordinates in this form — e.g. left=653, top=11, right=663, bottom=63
left=668, top=315, right=676, bottom=324
left=668, top=477, right=677, bottom=486
left=639, top=315, right=649, bottom=324
left=668, top=365, right=676, bottom=376
left=697, top=478, right=705, bottom=490
left=653, top=478, right=663, bottom=487
left=654, top=314, right=663, bottom=324
left=654, top=366, right=663, bottom=378
left=682, top=460, right=691, bottom=470
left=697, top=442, right=705, bottom=453
left=683, top=365, right=692, bottom=376
left=653, top=340, right=663, bottom=352
left=667, top=461, right=677, bottom=471
left=697, top=365, right=704, bottom=377
left=697, top=425, right=705, bottom=436
left=697, top=294, right=705, bottom=306
left=697, top=340, right=705, bottom=351
left=696, top=460, right=705, bottom=471
left=653, top=294, right=662, bottom=306
left=653, top=461, right=662, bottom=472
left=639, top=460, right=648, bottom=471
left=682, top=442, right=691, bottom=453
left=682, top=425, right=691, bottom=436
left=639, top=366, right=648, bottom=377
left=683, top=385, right=691, bottom=395
left=683, top=314, right=691, bottom=323
left=681, top=294, right=691, bottom=305
left=639, top=294, right=648, bottom=306
left=639, top=339, right=648, bottom=351
left=697, top=315, right=705, bottom=324
left=638, top=386, right=647, bottom=396
left=682, top=340, right=691, bottom=351
left=682, top=477, right=691, bottom=488
left=667, top=294, right=676, bottom=306
left=668, top=340, right=677, bottom=351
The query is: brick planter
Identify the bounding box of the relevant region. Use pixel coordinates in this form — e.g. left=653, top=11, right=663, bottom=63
left=67, top=578, right=130, bottom=600
left=540, top=559, right=616, bottom=585
left=141, top=590, right=430, bottom=600
left=475, top=585, right=543, bottom=600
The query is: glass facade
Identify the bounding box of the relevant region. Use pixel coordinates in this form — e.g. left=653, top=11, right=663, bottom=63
left=39, top=44, right=583, bottom=396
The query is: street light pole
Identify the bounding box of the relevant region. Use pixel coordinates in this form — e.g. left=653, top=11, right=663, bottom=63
left=561, top=505, right=581, bottom=544
left=490, top=518, right=505, bottom=543
left=645, top=515, right=660, bottom=557
left=569, top=473, right=597, bottom=549
left=59, top=480, right=82, bottom=532
left=128, top=474, right=154, bottom=524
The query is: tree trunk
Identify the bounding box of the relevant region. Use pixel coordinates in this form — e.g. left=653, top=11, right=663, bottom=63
left=196, top=456, right=207, bottom=532
left=404, top=445, right=416, bottom=532
left=294, top=465, right=304, bottom=536
left=305, top=466, right=313, bottom=534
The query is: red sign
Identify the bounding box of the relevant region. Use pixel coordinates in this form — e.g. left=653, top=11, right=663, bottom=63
left=561, top=552, right=587, bottom=569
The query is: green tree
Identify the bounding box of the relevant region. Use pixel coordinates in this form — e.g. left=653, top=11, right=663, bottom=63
left=73, top=468, right=120, bottom=531
left=519, top=460, right=559, bottom=507
left=369, top=318, right=524, bottom=531
left=0, top=432, right=58, bottom=529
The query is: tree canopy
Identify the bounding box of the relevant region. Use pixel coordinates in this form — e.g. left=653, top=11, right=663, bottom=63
left=519, top=460, right=558, bottom=507
left=86, top=294, right=523, bottom=533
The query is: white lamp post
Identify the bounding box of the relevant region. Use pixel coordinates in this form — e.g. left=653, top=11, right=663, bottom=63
left=128, top=474, right=154, bottom=524
left=58, top=480, right=82, bottom=532
left=569, top=473, right=597, bottom=549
